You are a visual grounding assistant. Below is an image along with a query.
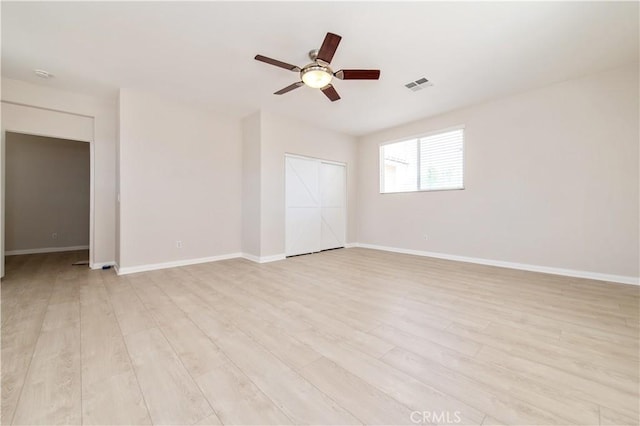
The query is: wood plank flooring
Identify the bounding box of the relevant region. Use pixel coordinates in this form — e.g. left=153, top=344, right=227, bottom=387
left=1, top=249, right=638, bottom=425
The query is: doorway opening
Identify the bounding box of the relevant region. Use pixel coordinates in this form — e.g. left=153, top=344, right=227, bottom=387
left=3, top=132, right=90, bottom=276
left=285, top=154, right=347, bottom=257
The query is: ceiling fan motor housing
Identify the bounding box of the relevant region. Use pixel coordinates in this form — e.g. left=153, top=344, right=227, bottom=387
left=300, top=62, right=333, bottom=88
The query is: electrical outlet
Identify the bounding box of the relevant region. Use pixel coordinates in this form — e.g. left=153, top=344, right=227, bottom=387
left=423, top=234, right=428, bottom=240
left=176, top=240, right=183, bottom=249
left=52, top=233, right=58, bottom=240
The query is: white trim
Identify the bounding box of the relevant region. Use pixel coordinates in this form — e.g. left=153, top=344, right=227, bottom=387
left=355, top=243, right=639, bottom=286
left=242, top=253, right=261, bottom=263
left=100, top=251, right=287, bottom=275
left=242, top=253, right=286, bottom=264
left=344, top=243, right=358, bottom=248
left=1, top=105, right=96, bottom=279
left=378, top=124, right=466, bottom=148
left=90, top=262, right=115, bottom=270
left=116, top=253, right=243, bottom=275
left=5, top=245, right=90, bottom=256
left=89, top=120, right=96, bottom=268
left=0, top=100, right=94, bottom=119
left=284, top=152, right=346, bottom=167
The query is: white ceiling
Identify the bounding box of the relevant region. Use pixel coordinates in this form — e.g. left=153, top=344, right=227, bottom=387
left=2, top=1, right=638, bottom=136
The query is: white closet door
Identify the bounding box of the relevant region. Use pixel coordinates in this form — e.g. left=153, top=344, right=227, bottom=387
left=285, top=156, right=321, bottom=256
left=320, top=162, right=346, bottom=251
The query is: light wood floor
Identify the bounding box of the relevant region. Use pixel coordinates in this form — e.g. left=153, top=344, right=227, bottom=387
left=1, top=249, right=638, bottom=425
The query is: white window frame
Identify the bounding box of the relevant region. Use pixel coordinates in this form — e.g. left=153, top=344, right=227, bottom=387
left=379, top=125, right=466, bottom=194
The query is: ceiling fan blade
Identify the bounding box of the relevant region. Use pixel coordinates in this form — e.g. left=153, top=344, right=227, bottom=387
left=334, top=69, right=381, bottom=80
left=274, top=82, right=304, bottom=95
left=255, top=55, right=300, bottom=72
left=316, top=32, right=342, bottom=64
left=321, top=84, right=341, bottom=102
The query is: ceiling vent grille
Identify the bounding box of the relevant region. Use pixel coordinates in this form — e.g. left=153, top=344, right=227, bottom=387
left=405, top=77, right=433, bottom=92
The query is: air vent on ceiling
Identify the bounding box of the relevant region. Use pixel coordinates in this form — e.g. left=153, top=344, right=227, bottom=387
left=405, top=77, right=433, bottom=92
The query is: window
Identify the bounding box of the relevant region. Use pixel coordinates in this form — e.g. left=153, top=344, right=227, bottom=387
left=380, top=127, right=464, bottom=193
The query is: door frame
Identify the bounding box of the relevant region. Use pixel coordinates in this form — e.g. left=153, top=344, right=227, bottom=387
left=284, top=153, right=347, bottom=257
left=1, top=101, right=95, bottom=278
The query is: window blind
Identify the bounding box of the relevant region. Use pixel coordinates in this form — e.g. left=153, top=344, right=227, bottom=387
left=380, top=128, right=464, bottom=193
left=419, top=129, right=464, bottom=191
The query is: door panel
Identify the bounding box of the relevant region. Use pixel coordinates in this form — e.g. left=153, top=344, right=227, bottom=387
left=286, top=207, right=321, bottom=256
left=286, top=157, right=320, bottom=208
left=285, top=156, right=320, bottom=256
left=320, top=162, right=346, bottom=250
left=321, top=207, right=345, bottom=250
left=320, top=162, right=346, bottom=208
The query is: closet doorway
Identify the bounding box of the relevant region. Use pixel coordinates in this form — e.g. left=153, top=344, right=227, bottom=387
left=285, top=154, right=346, bottom=257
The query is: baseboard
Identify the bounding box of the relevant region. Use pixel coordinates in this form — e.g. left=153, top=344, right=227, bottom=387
left=85, top=243, right=638, bottom=285
left=90, top=262, right=116, bottom=270
left=355, top=243, right=639, bottom=286
left=116, top=253, right=243, bottom=275
left=241, top=253, right=261, bottom=263
left=114, top=251, right=286, bottom=275
left=241, top=253, right=286, bottom=263
left=5, top=245, right=89, bottom=256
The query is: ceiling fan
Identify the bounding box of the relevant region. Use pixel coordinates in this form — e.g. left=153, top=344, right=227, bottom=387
left=254, top=32, right=380, bottom=102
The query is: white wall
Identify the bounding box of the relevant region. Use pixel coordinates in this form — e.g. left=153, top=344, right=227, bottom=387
left=1, top=78, right=117, bottom=272
left=118, top=89, right=242, bottom=271
left=5, top=68, right=635, bottom=281
left=357, top=64, right=639, bottom=281
left=115, top=92, right=121, bottom=266
left=241, top=112, right=262, bottom=258
left=260, top=112, right=358, bottom=257
left=5, top=133, right=90, bottom=252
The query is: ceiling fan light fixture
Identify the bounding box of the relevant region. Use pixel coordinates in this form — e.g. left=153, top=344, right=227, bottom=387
left=301, top=65, right=332, bottom=89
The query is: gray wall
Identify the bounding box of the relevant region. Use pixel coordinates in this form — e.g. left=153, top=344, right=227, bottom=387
left=6, top=132, right=90, bottom=252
